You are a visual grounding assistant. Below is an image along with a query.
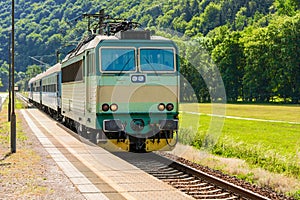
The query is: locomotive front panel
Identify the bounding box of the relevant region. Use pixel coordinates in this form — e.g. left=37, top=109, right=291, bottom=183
left=97, top=77, right=178, bottom=133
left=95, top=40, right=179, bottom=151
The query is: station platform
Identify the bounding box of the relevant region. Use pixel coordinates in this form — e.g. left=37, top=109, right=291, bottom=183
left=21, top=109, right=193, bottom=200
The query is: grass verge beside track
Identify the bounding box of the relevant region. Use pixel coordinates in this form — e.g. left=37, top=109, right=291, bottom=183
left=0, top=96, right=84, bottom=199
left=178, top=103, right=300, bottom=198
left=0, top=98, right=47, bottom=197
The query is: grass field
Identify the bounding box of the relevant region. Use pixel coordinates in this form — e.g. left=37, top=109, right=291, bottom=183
left=178, top=103, right=300, bottom=198
left=181, top=103, right=300, bottom=122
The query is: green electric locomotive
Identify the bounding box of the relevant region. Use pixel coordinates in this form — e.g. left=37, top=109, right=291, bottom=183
left=60, top=11, right=179, bottom=152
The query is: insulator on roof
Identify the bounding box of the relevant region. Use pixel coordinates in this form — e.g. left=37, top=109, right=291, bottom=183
left=115, top=30, right=150, bottom=40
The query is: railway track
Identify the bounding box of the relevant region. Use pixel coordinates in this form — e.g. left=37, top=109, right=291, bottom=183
left=16, top=93, right=32, bottom=107
left=18, top=94, right=283, bottom=200
left=113, top=152, right=270, bottom=200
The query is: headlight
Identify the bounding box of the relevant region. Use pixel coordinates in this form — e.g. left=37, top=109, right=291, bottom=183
left=158, top=103, right=165, bottom=111
left=131, top=75, right=146, bottom=83
left=110, top=104, right=118, bottom=112
left=131, top=75, right=138, bottom=82
left=102, top=103, right=109, bottom=112
left=138, top=75, right=145, bottom=82
left=166, top=103, right=174, bottom=111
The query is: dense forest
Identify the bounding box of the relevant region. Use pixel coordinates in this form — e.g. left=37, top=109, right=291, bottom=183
left=0, top=0, right=299, bottom=103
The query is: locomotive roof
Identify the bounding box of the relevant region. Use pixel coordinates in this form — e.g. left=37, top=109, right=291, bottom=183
left=62, top=33, right=171, bottom=63
left=44, top=63, right=61, bottom=76
left=28, top=63, right=61, bottom=84
left=28, top=77, right=36, bottom=84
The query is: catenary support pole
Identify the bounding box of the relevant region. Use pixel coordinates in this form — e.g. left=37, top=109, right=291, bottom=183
left=8, top=31, right=11, bottom=122
left=11, top=0, right=16, bottom=153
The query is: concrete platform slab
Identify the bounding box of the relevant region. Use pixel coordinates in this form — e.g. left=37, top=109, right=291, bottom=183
left=21, top=109, right=193, bottom=200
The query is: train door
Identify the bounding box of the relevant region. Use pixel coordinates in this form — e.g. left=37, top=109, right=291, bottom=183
left=56, top=73, right=61, bottom=110
left=39, top=79, right=42, bottom=105
left=85, top=51, right=96, bottom=114
left=29, top=83, right=33, bottom=100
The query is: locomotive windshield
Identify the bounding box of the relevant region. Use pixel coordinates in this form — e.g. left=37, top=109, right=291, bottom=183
left=140, top=48, right=175, bottom=72
left=100, top=47, right=176, bottom=73
left=100, top=48, right=136, bottom=72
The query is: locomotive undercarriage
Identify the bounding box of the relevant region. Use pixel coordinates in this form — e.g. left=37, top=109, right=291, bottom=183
left=100, top=130, right=176, bottom=152
left=69, top=120, right=177, bottom=152
left=42, top=106, right=63, bottom=121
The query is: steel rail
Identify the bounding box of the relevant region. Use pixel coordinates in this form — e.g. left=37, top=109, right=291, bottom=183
left=167, top=157, right=270, bottom=200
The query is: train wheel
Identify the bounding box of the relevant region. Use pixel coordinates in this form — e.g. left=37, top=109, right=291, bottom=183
left=88, top=129, right=97, bottom=144
left=96, top=130, right=107, bottom=144
left=76, top=123, right=87, bottom=138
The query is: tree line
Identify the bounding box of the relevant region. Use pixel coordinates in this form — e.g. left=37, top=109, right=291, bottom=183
left=154, top=0, right=300, bottom=103
left=0, top=0, right=299, bottom=103
left=207, top=13, right=300, bottom=103
left=178, top=12, right=299, bottom=103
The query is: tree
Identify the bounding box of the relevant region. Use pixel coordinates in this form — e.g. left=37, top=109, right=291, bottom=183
left=273, top=0, right=299, bottom=16
left=266, top=14, right=300, bottom=103
left=201, top=2, right=221, bottom=35
left=0, top=62, right=9, bottom=92
left=25, top=65, right=42, bottom=79
left=242, top=27, right=272, bottom=102
left=212, top=32, right=244, bottom=102
left=235, top=7, right=247, bottom=30
left=17, top=64, right=42, bottom=91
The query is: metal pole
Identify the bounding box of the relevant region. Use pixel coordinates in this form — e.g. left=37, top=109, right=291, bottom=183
left=11, top=0, right=16, bottom=153
left=8, top=32, right=11, bottom=122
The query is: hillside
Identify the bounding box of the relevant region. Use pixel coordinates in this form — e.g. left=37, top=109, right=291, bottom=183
left=0, top=0, right=299, bottom=103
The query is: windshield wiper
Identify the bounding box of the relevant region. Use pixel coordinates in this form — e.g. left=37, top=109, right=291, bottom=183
left=118, top=57, right=133, bottom=76
left=143, top=57, right=158, bottom=76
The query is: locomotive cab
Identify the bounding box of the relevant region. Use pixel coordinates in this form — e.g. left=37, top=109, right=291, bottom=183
left=60, top=12, right=179, bottom=152
left=95, top=33, right=179, bottom=151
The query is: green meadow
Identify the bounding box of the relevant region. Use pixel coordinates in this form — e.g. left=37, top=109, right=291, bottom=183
left=179, top=103, right=300, bottom=179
